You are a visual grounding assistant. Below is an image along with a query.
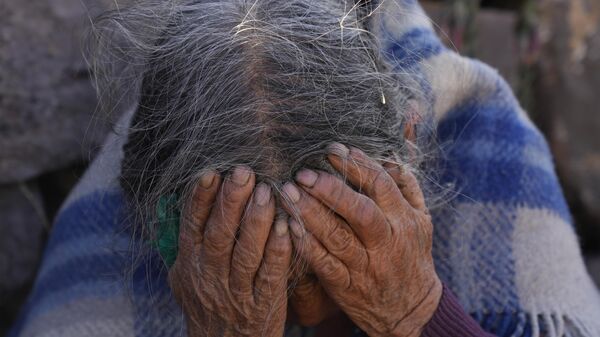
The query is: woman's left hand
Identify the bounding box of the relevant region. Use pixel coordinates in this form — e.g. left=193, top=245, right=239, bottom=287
left=282, top=143, right=442, bottom=337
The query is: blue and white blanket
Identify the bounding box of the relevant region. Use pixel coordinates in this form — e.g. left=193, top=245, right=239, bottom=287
left=9, top=1, right=600, bottom=336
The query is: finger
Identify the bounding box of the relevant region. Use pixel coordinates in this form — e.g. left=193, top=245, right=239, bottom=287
left=289, top=219, right=350, bottom=291
left=177, top=170, right=221, bottom=261
left=326, top=143, right=411, bottom=215
left=281, top=181, right=367, bottom=264
left=289, top=171, right=390, bottom=249
left=230, top=183, right=275, bottom=296
left=383, top=162, right=427, bottom=212
left=254, top=218, right=292, bottom=304
left=290, top=273, right=339, bottom=326
left=202, top=166, right=255, bottom=267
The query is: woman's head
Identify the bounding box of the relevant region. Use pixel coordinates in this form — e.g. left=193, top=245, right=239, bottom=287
left=89, top=0, right=434, bottom=326
left=91, top=0, right=424, bottom=258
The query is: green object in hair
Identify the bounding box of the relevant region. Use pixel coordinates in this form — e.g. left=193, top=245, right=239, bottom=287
left=154, top=194, right=181, bottom=267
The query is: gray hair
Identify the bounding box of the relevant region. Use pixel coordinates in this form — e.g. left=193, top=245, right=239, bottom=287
left=88, top=0, right=435, bottom=253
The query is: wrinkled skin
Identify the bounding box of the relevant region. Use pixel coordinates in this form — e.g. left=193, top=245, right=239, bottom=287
left=282, top=143, right=442, bottom=337
left=169, top=144, right=442, bottom=337
left=169, top=167, right=292, bottom=337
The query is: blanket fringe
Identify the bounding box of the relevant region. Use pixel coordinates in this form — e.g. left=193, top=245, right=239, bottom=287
left=471, top=311, right=599, bottom=337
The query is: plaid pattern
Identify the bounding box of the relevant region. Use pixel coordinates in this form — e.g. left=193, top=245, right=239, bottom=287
left=9, top=1, right=600, bottom=336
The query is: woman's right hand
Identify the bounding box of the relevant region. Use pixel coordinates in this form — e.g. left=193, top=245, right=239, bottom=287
left=168, top=167, right=292, bottom=337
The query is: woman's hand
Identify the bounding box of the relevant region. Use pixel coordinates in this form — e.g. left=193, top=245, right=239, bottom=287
left=289, top=271, right=339, bottom=326
left=282, top=144, right=442, bottom=337
left=169, top=167, right=292, bottom=337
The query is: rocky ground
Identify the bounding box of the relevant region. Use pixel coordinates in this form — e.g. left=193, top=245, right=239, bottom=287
left=1, top=0, right=599, bottom=335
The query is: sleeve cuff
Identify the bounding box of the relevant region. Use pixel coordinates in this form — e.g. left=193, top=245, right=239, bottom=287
left=421, top=284, right=496, bottom=337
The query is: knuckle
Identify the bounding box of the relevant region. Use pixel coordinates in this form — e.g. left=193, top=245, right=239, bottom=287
left=316, top=257, right=350, bottom=288
left=326, top=225, right=353, bottom=252
left=370, top=169, right=396, bottom=197
left=187, top=212, right=207, bottom=232
left=230, top=286, right=252, bottom=301
left=313, top=254, right=340, bottom=278
left=311, top=248, right=329, bottom=266
left=319, top=259, right=337, bottom=277
left=265, top=239, right=291, bottom=267
left=385, top=165, right=403, bottom=182
left=259, top=269, right=278, bottom=283
left=202, top=230, right=230, bottom=251
left=266, top=248, right=286, bottom=265
left=355, top=197, right=378, bottom=223
left=181, top=216, right=203, bottom=240
left=256, top=269, right=284, bottom=292
left=349, top=149, right=376, bottom=173
left=267, top=243, right=290, bottom=266
left=346, top=190, right=363, bottom=209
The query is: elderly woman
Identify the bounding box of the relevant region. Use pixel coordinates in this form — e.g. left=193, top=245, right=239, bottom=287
left=9, top=0, right=600, bottom=337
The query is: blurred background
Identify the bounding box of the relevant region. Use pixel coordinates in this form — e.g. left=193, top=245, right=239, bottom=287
left=1, top=0, right=599, bottom=335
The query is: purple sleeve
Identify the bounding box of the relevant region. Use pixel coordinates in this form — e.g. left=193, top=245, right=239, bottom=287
left=421, top=285, right=496, bottom=337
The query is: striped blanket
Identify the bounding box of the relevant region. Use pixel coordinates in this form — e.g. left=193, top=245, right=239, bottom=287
left=9, top=1, right=600, bottom=336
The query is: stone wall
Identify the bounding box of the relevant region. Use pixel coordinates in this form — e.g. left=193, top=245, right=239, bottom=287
left=0, top=0, right=115, bottom=332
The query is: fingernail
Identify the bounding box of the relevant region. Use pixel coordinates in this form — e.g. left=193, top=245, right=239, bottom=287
left=275, top=218, right=289, bottom=236
left=231, top=166, right=251, bottom=186
left=199, top=170, right=216, bottom=188
left=327, top=142, right=350, bottom=157
left=295, top=169, right=318, bottom=188
left=282, top=183, right=301, bottom=203
left=289, top=219, right=304, bottom=237
left=254, top=183, right=271, bottom=206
